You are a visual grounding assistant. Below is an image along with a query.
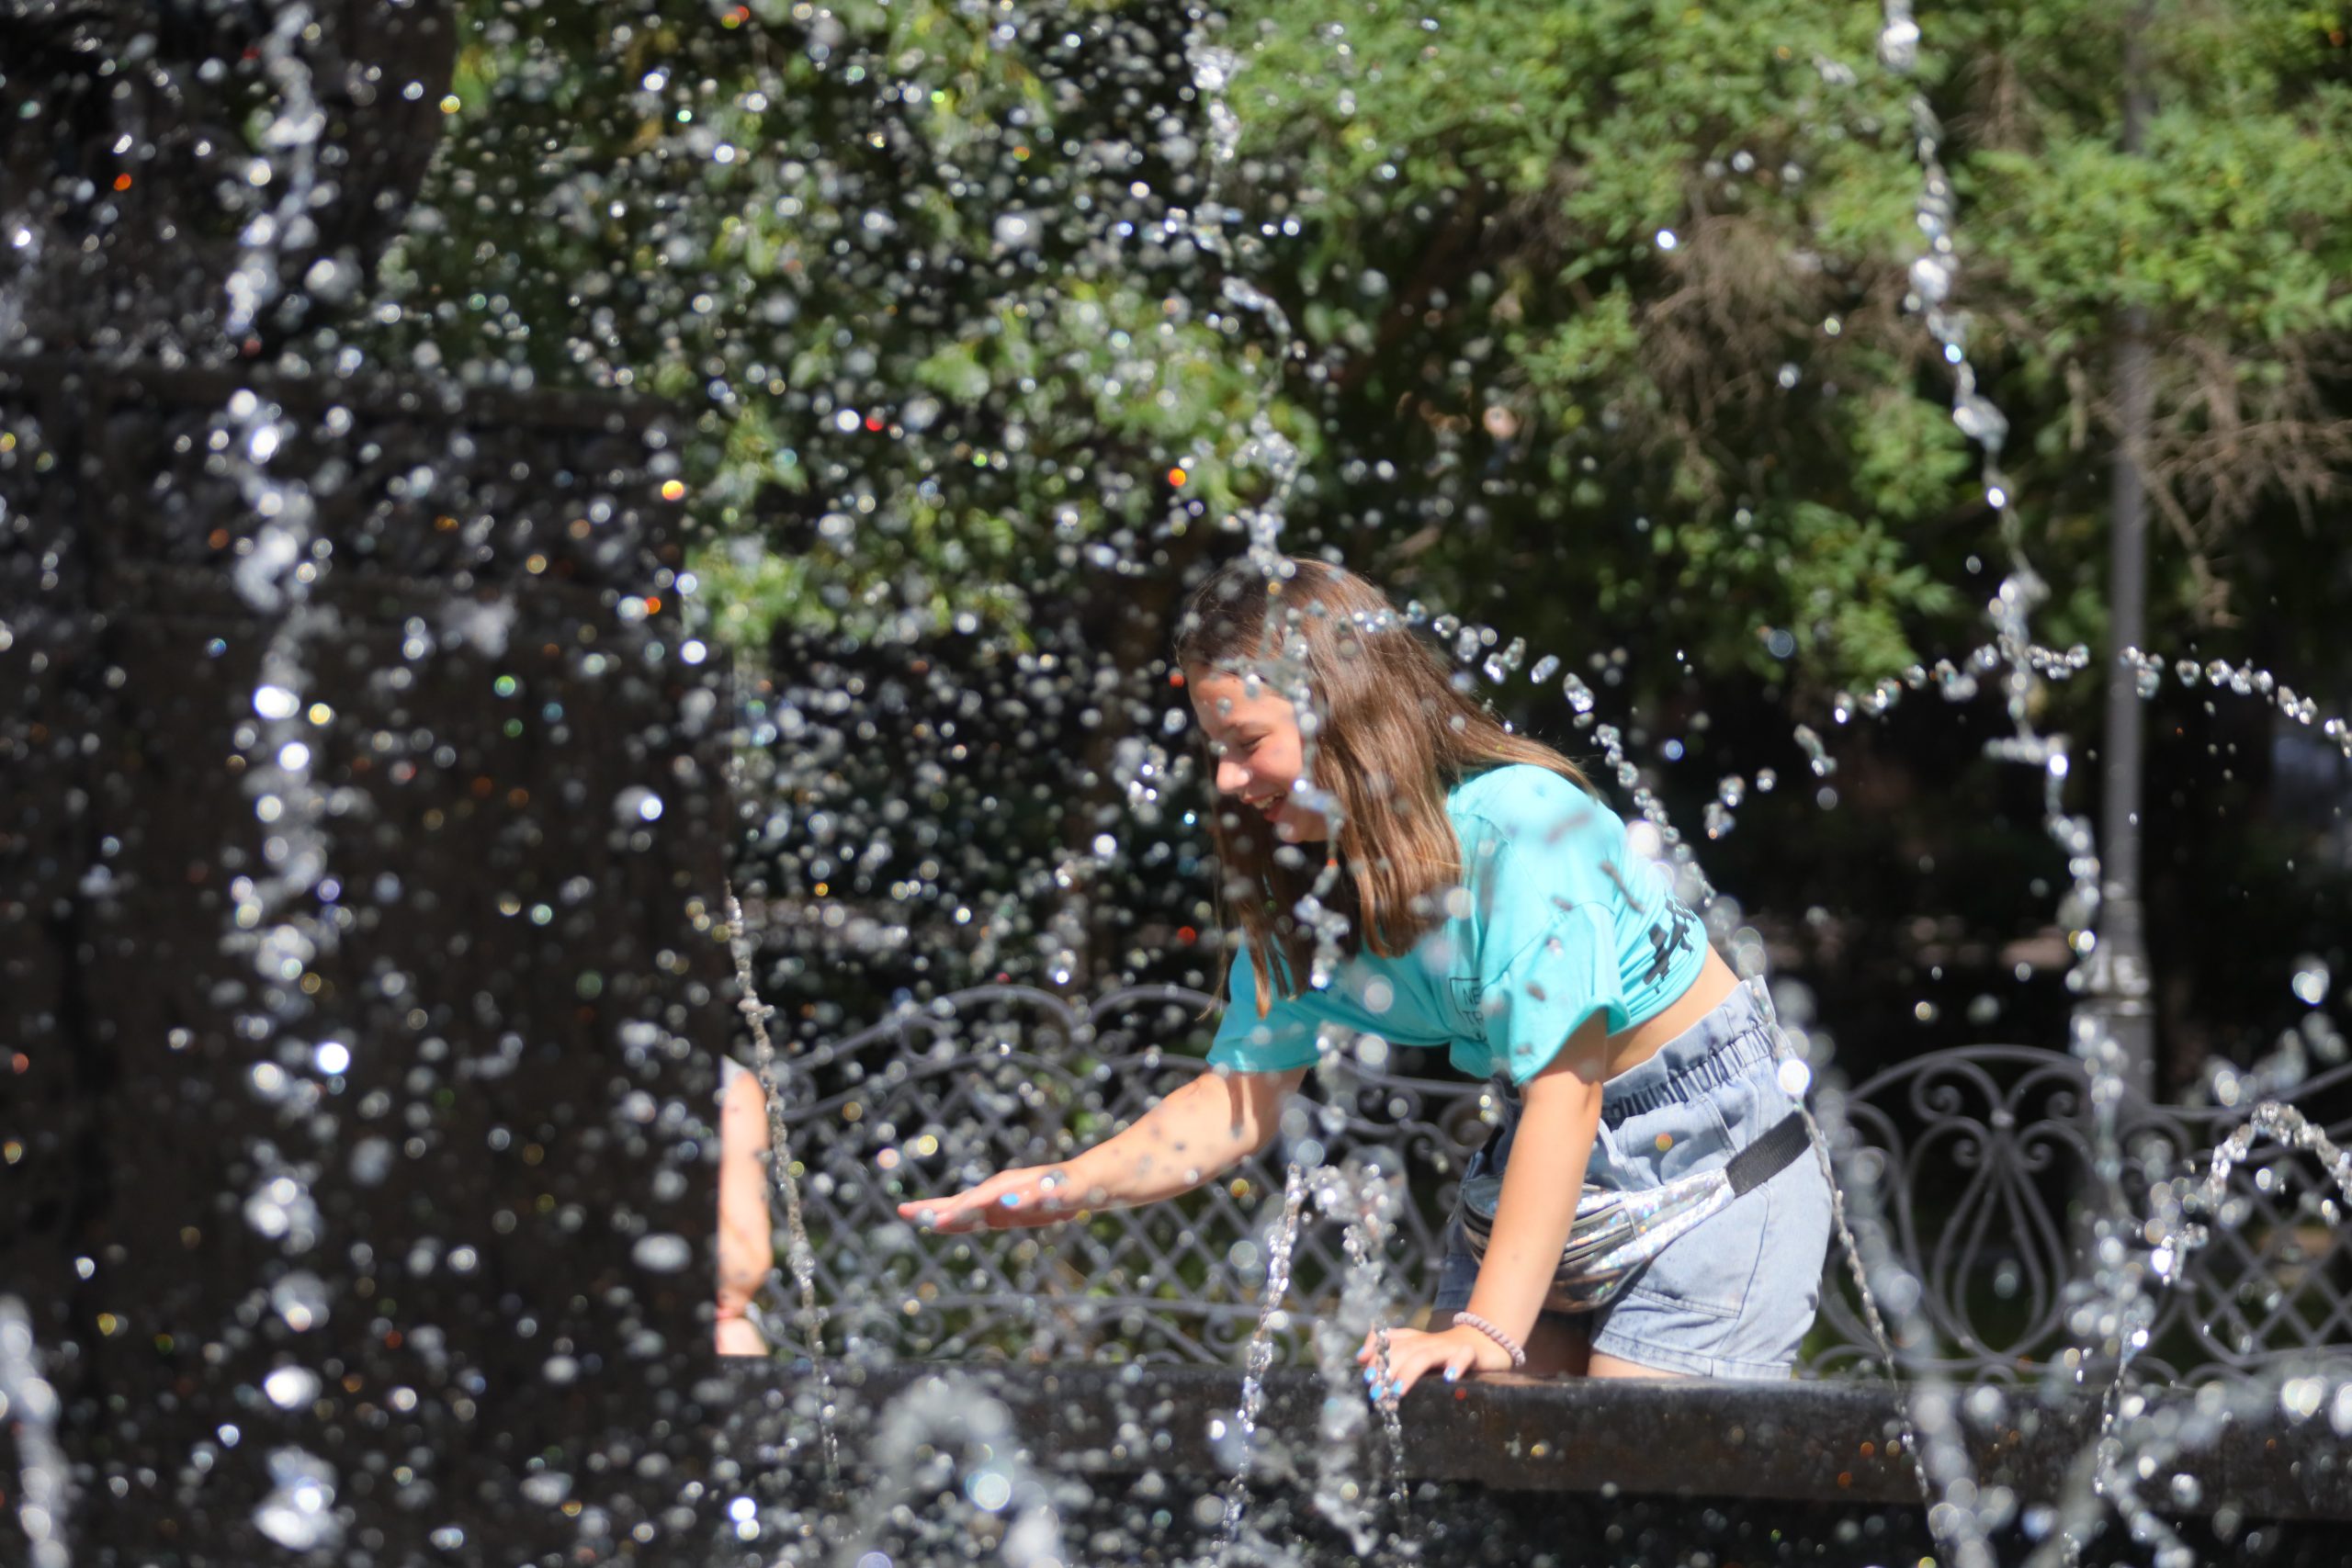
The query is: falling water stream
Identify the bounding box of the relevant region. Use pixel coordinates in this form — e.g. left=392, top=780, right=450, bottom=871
left=724, top=881, right=841, bottom=1494
left=1212, top=1161, right=1311, bottom=1562
left=0, top=1298, right=70, bottom=1568
left=209, top=6, right=360, bottom=1553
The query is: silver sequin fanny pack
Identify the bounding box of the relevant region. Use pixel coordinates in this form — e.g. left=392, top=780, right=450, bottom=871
left=1452, top=1110, right=1813, bottom=1314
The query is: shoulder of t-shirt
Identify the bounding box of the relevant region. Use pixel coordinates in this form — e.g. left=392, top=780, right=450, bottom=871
left=1446, top=763, right=1620, bottom=848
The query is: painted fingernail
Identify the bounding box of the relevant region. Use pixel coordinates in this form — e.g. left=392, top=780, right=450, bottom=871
left=1000, top=1193, right=1021, bottom=1207
left=1443, top=1366, right=1459, bottom=1383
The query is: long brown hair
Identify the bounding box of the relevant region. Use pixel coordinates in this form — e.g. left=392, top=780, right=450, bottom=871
left=1172, top=556, right=1592, bottom=1016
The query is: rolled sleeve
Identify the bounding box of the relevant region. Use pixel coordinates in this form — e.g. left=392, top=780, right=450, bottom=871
left=1483, top=901, right=1629, bottom=1084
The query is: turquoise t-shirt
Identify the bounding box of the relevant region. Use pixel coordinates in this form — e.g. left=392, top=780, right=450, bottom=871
left=1205, top=764, right=1707, bottom=1086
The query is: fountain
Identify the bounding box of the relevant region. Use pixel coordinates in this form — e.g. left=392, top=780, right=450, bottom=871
left=5, top=3, right=2351, bottom=1566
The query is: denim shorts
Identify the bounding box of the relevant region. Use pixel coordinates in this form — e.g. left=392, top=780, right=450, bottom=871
left=1432, top=979, right=1833, bottom=1379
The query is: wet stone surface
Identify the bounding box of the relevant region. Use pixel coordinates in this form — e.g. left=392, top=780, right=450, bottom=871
left=720, top=1363, right=2352, bottom=1567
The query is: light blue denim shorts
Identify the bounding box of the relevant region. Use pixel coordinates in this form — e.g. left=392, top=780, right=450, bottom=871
left=1432, top=980, right=1833, bottom=1379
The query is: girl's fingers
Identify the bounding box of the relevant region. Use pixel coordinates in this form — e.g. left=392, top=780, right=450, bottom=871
left=910, top=1188, right=992, bottom=1232
left=904, top=1169, right=1022, bottom=1230
left=1363, top=1340, right=1433, bottom=1402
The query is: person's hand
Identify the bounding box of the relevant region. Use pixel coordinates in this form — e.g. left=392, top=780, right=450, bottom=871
left=1354, top=1320, right=1515, bottom=1403
left=895, top=1164, right=1092, bottom=1233
left=715, top=1313, right=768, bottom=1357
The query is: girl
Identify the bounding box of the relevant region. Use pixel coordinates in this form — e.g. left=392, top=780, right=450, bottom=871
left=898, top=558, right=1832, bottom=1392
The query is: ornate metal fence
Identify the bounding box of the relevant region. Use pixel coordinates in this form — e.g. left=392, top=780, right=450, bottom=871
left=767, top=984, right=2352, bottom=1384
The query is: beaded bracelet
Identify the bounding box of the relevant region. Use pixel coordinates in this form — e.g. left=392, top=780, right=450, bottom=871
left=1452, top=1310, right=1527, bottom=1369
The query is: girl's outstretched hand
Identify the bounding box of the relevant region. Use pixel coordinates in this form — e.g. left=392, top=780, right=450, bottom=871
left=895, top=1164, right=1089, bottom=1233
left=1354, top=1321, right=1515, bottom=1402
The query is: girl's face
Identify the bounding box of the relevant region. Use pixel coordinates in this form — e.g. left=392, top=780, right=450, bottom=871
left=1185, top=667, right=1330, bottom=844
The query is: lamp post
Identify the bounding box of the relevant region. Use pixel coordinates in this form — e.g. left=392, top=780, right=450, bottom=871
left=2076, top=0, right=2159, bottom=1101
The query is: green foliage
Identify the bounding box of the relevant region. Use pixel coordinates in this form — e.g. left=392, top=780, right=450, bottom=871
left=376, top=0, right=2350, bottom=695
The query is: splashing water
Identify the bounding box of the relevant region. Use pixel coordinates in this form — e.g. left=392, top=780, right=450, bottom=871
left=1215, top=1161, right=1311, bottom=1564
left=723, top=880, right=840, bottom=1494
left=831, top=1374, right=1068, bottom=1568
left=0, top=1299, right=71, bottom=1568
left=1308, top=1155, right=1411, bottom=1556
left=200, top=13, right=373, bottom=1552
left=251, top=1447, right=341, bottom=1552
left=223, top=5, right=327, bottom=343
left=2000, top=1100, right=2352, bottom=1568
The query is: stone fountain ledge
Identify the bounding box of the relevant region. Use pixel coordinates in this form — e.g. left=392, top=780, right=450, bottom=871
left=729, top=1361, right=2352, bottom=1524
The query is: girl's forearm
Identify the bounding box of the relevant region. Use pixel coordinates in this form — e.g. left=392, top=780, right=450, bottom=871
left=1063, top=1066, right=1304, bottom=1208
left=1462, top=1074, right=1604, bottom=1344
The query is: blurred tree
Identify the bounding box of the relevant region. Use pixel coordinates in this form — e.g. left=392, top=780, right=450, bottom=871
left=376, top=0, right=2349, bottom=687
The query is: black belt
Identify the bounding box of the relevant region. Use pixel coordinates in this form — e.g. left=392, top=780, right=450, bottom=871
left=1724, top=1110, right=1812, bottom=1197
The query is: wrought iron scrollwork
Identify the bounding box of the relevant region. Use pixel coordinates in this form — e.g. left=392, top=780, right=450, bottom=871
left=772, top=987, right=2352, bottom=1382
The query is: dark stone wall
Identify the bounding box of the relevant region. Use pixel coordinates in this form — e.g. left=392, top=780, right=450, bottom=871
left=1, top=356, right=738, bottom=1563
left=0, top=3, right=457, bottom=359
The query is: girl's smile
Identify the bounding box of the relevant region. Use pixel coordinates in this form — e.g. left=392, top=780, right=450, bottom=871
left=1184, top=667, right=1331, bottom=843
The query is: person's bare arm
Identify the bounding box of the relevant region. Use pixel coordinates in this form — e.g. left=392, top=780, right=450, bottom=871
left=1458, top=1016, right=1609, bottom=1343
left=1357, top=1010, right=1610, bottom=1393
left=716, top=1067, right=774, bottom=1354
left=896, top=1064, right=1308, bottom=1233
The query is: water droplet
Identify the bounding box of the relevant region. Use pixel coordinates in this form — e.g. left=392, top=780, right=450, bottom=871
left=2280, top=1374, right=2327, bottom=1420
left=614, top=785, right=664, bottom=824
left=991, top=211, right=1037, bottom=250
left=632, top=1233, right=693, bottom=1272
left=270, top=1270, right=330, bottom=1331
left=253, top=1448, right=339, bottom=1550
left=965, top=1468, right=1013, bottom=1511
left=263, top=1366, right=321, bottom=1409
left=1908, top=254, right=1952, bottom=305
left=1952, top=392, right=2007, bottom=448
left=1878, top=17, right=1921, bottom=73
